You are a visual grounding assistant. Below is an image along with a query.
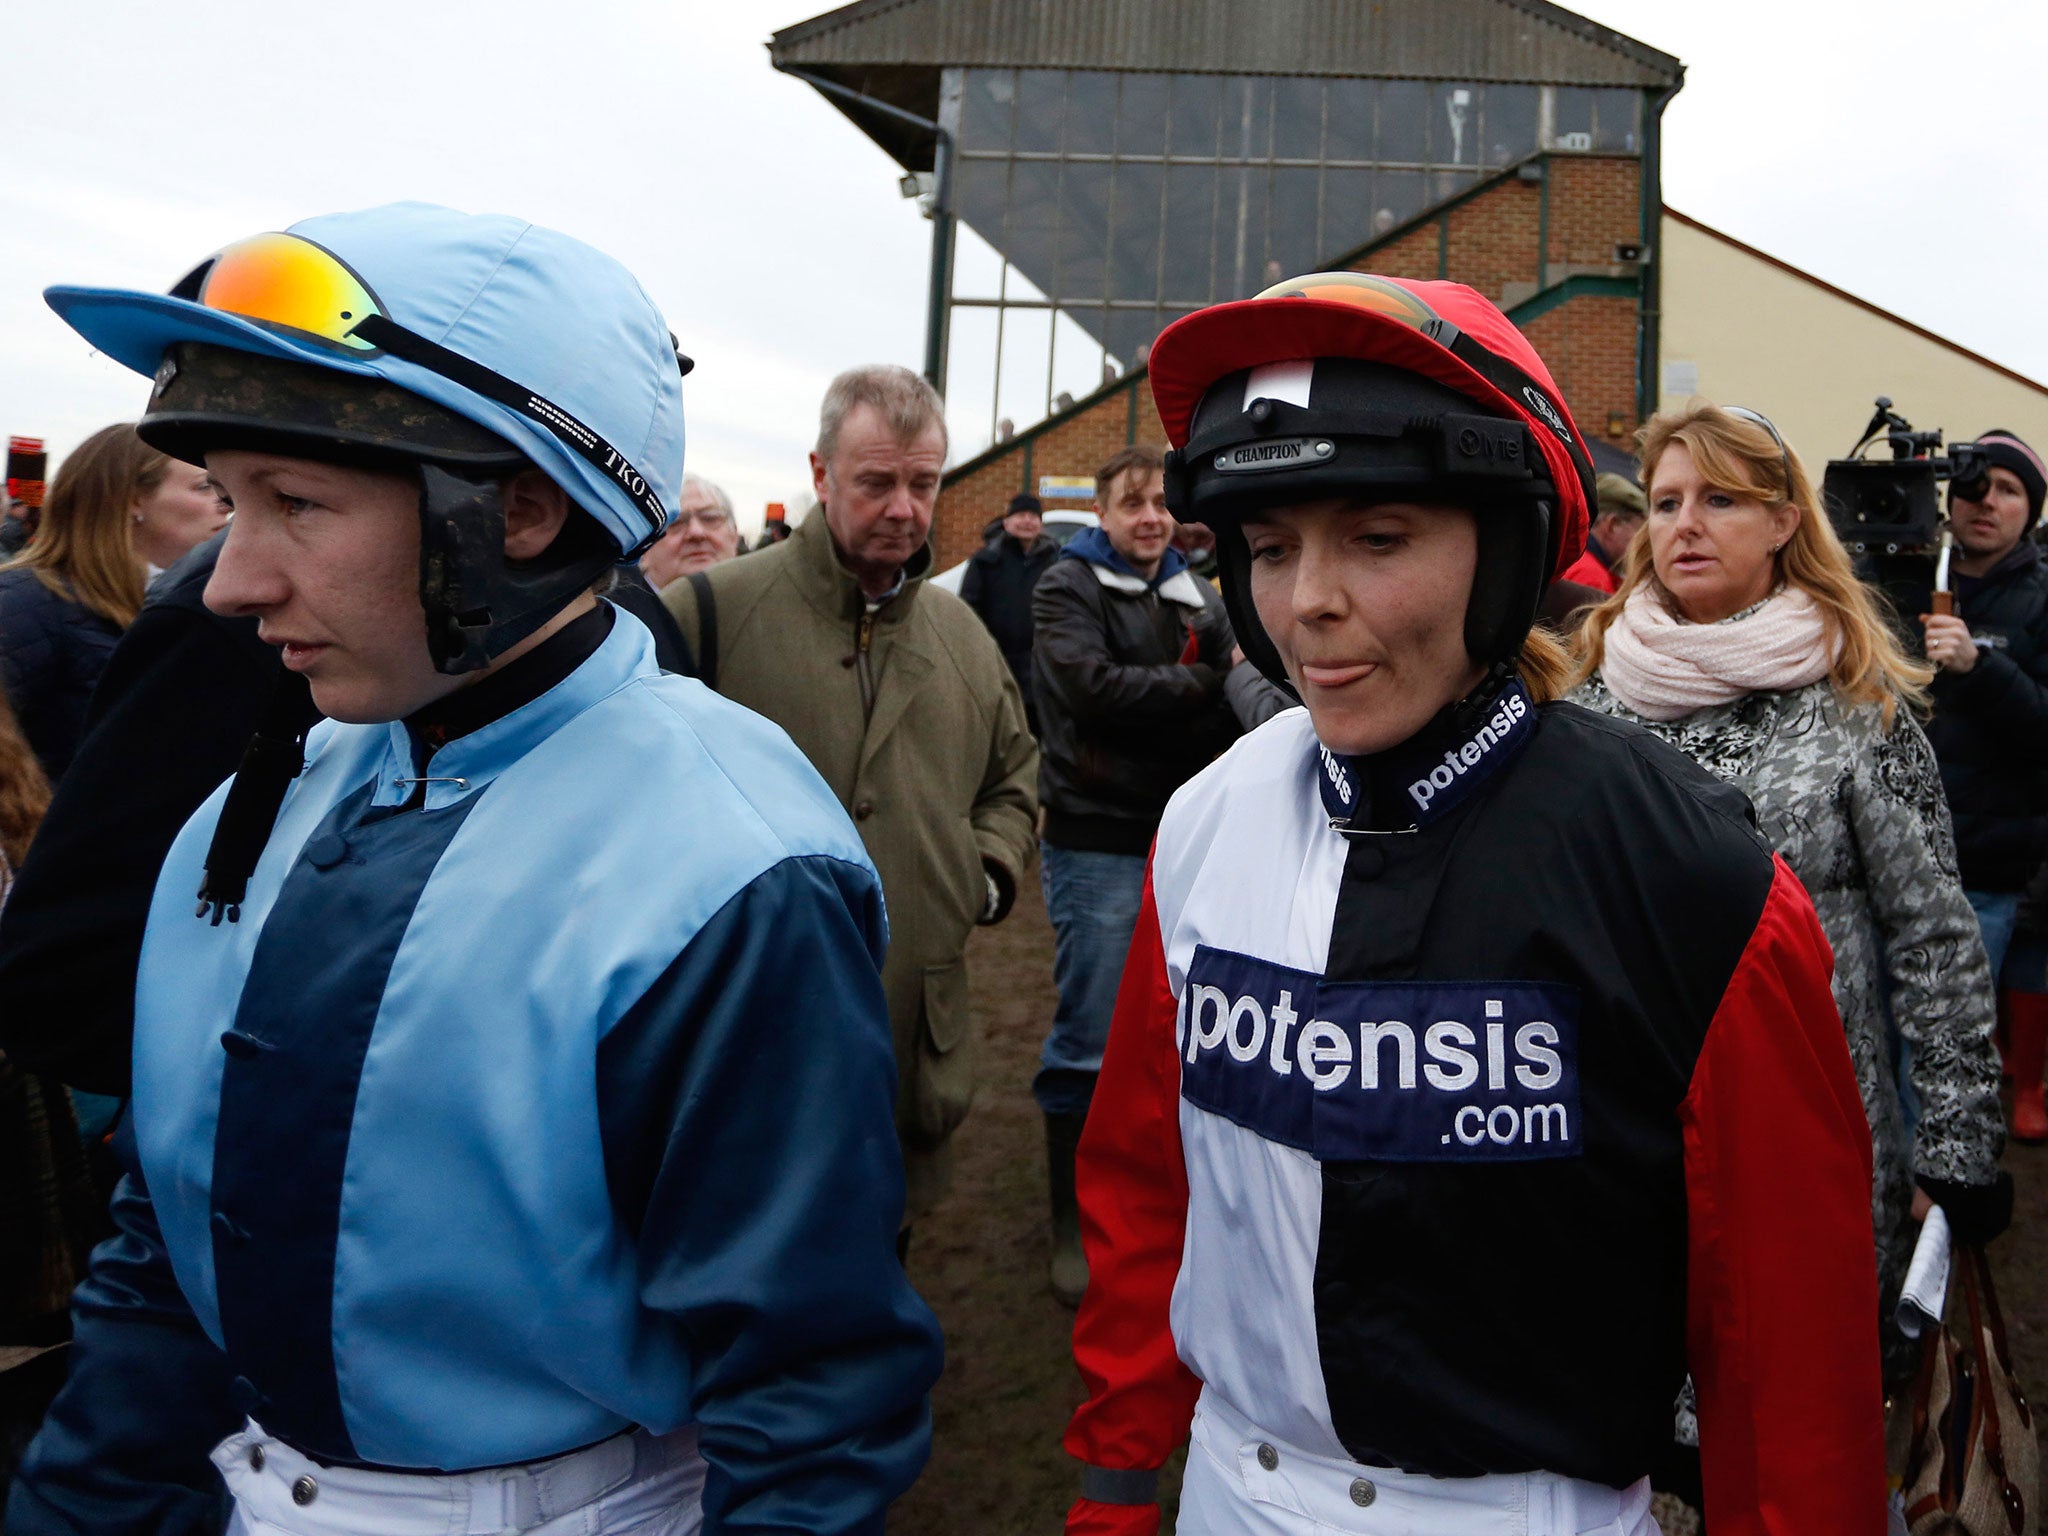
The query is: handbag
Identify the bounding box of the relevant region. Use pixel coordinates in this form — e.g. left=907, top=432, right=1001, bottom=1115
left=1903, top=1243, right=2038, bottom=1535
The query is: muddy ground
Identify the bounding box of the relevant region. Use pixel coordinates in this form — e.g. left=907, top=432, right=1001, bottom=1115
left=892, top=886, right=2048, bottom=1535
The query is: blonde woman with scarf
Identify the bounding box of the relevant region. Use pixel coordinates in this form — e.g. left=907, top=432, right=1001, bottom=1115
left=1571, top=402, right=2007, bottom=1390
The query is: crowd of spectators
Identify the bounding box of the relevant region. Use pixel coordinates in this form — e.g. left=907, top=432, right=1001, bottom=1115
left=0, top=254, right=2044, bottom=1530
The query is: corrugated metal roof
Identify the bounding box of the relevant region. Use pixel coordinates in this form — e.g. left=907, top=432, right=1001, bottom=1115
left=777, top=62, right=942, bottom=171
left=771, top=0, right=1681, bottom=87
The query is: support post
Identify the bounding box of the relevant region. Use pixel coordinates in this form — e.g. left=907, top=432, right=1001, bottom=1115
left=1638, top=79, right=1684, bottom=422
left=926, top=128, right=955, bottom=392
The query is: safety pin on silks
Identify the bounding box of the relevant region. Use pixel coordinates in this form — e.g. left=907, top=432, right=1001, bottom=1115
left=1328, top=819, right=1421, bottom=839
left=391, top=775, right=471, bottom=792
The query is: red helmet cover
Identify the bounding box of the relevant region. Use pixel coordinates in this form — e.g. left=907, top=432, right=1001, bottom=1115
left=1150, top=275, right=1591, bottom=577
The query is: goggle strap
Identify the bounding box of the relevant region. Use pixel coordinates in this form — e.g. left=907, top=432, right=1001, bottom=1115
left=1429, top=321, right=1598, bottom=522
left=171, top=258, right=213, bottom=302
left=350, top=313, right=666, bottom=540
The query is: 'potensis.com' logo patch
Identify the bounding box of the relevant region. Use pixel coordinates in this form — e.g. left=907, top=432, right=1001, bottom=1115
left=1178, top=945, right=1582, bottom=1163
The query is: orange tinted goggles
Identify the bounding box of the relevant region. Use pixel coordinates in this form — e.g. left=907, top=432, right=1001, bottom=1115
left=1255, top=270, right=1444, bottom=332
left=196, top=232, right=384, bottom=352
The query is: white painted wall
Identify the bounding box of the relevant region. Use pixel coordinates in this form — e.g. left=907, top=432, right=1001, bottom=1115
left=1656, top=213, right=2048, bottom=475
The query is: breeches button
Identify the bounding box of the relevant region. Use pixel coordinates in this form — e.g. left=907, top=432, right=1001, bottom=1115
left=1349, top=1478, right=1376, bottom=1507
left=1256, top=1443, right=1278, bottom=1471
left=291, top=1476, right=317, bottom=1506
left=248, top=1444, right=264, bottom=1472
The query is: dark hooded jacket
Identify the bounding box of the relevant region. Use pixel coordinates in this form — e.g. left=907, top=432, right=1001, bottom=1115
left=1885, top=541, right=2048, bottom=891
left=0, top=539, right=272, bottom=1095
left=1031, top=528, right=1239, bottom=854
left=960, top=530, right=1059, bottom=713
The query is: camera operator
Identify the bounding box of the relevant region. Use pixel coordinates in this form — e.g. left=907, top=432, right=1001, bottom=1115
left=1913, top=431, right=2048, bottom=1139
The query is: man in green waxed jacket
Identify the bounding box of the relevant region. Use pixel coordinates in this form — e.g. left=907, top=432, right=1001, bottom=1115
left=662, top=365, right=1038, bottom=1224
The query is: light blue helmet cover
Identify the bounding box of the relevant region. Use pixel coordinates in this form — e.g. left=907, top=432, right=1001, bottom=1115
left=44, top=201, right=685, bottom=556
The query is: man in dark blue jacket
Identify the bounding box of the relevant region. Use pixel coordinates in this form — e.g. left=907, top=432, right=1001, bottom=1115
left=960, top=492, right=1059, bottom=727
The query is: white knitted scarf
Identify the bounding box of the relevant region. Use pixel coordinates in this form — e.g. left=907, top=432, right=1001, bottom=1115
left=1600, top=585, right=1838, bottom=721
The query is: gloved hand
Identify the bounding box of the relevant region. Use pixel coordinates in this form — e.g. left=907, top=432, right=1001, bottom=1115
left=1918, top=1171, right=2015, bottom=1246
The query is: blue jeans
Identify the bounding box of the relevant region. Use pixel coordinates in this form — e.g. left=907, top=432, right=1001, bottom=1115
left=1035, top=843, right=1148, bottom=1119
left=1967, top=888, right=2021, bottom=987
left=1897, top=889, right=2026, bottom=1136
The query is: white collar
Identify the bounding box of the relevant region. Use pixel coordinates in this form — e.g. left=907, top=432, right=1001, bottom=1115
left=1088, top=563, right=1208, bottom=610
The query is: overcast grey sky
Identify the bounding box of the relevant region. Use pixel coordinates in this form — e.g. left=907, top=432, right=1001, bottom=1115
left=5, top=0, right=2042, bottom=531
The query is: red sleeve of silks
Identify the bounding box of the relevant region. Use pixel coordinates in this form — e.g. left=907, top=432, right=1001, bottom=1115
left=1062, top=861, right=1200, bottom=1536
left=1560, top=549, right=1616, bottom=593
left=1064, top=1499, right=1161, bottom=1536
left=1682, top=855, right=1887, bottom=1536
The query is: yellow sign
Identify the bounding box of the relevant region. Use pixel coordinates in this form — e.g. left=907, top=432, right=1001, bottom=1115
left=1038, top=475, right=1094, bottom=501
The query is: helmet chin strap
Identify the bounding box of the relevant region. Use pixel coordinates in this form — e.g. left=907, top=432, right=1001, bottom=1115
left=1212, top=522, right=1297, bottom=699
left=1448, top=656, right=1521, bottom=735
left=1214, top=510, right=1546, bottom=720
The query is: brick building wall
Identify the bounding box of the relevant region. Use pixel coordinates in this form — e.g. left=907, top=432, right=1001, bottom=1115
left=936, top=378, right=1162, bottom=572
left=935, top=151, right=1647, bottom=562
left=1547, top=156, right=1643, bottom=276
left=1523, top=295, right=1641, bottom=444
left=1436, top=180, right=1544, bottom=299
left=1350, top=218, right=1442, bottom=284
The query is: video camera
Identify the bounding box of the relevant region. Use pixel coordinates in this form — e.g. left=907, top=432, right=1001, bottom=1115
left=1822, top=398, right=1991, bottom=556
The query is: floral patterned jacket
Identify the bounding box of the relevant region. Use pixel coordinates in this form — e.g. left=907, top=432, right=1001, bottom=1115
left=1570, top=674, right=2002, bottom=1337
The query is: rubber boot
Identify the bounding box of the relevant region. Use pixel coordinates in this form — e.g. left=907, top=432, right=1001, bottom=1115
left=1046, top=1111, right=1090, bottom=1308
left=2006, top=990, right=2048, bottom=1144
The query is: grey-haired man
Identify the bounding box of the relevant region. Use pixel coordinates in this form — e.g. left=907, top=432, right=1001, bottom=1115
left=663, top=365, right=1038, bottom=1225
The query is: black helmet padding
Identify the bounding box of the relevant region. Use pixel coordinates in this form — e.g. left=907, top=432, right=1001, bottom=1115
left=1178, top=360, right=1558, bottom=686
left=142, top=342, right=526, bottom=473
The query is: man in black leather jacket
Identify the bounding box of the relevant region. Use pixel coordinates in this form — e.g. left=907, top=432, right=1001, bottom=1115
left=1027, top=444, right=1239, bottom=1304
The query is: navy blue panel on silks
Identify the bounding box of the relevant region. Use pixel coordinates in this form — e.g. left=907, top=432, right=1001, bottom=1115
left=209, top=782, right=479, bottom=1461
left=1177, top=945, right=1581, bottom=1163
